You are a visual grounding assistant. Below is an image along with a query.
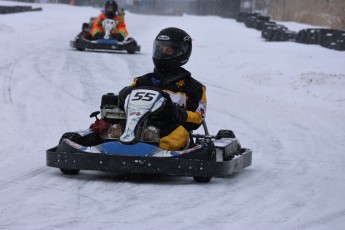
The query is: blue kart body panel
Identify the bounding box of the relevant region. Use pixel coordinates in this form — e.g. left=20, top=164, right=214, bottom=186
left=97, top=39, right=119, bottom=44
left=61, top=139, right=203, bottom=158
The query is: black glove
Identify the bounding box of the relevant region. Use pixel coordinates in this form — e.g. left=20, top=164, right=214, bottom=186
left=152, top=103, right=187, bottom=126
left=112, top=33, right=125, bottom=41
left=167, top=103, right=187, bottom=124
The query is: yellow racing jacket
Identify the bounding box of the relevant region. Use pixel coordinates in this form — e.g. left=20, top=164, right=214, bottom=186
left=129, top=67, right=207, bottom=131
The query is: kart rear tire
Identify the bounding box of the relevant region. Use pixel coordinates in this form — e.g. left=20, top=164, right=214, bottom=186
left=60, top=168, right=80, bottom=175
left=77, top=47, right=85, bottom=51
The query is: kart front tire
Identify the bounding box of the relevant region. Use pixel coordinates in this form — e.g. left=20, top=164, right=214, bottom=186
left=193, top=143, right=216, bottom=183
left=193, top=176, right=212, bottom=183
left=60, top=168, right=80, bottom=175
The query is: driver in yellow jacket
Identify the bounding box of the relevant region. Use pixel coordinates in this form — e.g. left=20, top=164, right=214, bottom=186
left=119, top=27, right=207, bottom=151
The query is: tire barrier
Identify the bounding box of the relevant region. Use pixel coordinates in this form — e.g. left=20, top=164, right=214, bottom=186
left=296, top=28, right=345, bottom=51
left=261, top=23, right=296, bottom=41
left=244, top=15, right=270, bottom=30
left=238, top=12, right=297, bottom=42
left=236, top=12, right=259, bottom=23
left=0, top=5, right=42, bottom=14
left=236, top=11, right=344, bottom=51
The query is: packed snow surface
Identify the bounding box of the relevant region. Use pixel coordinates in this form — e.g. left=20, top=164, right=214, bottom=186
left=0, top=1, right=344, bottom=229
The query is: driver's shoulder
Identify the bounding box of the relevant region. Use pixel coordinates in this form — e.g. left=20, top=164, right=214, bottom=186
left=131, top=72, right=155, bottom=86
left=136, top=72, right=154, bottom=81
left=183, top=74, right=204, bottom=90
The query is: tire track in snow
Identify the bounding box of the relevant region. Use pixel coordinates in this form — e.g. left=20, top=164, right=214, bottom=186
left=31, top=49, right=91, bottom=105
left=0, top=168, right=48, bottom=187
left=286, top=209, right=345, bottom=230
left=68, top=52, right=101, bottom=106
left=33, top=49, right=110, bottom=107
left=1, top=63, right=14, bottom=104
left=0, top=169, right=107, bottom=212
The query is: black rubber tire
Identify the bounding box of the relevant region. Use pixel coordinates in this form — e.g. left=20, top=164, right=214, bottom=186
left=59, top=132, right=83, bottom=145
left=127, top=49, right=135, bottom=54
left=60, top=168, right=80, bottom=175
left=193, top=176, right=212, bottom=183
left=58, top=133, right=82, bottom=175
left=216, top=129, right=236, bottom=139
left=193, top=142, right=216, bottom=183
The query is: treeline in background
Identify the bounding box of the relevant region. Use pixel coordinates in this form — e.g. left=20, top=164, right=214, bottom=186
left=252, top=0, right=345, bottom=30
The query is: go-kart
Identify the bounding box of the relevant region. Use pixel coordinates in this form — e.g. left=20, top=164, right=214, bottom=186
left=46, top=88, right=252, bottom=183
left=70, top=18, right=140, bottom=54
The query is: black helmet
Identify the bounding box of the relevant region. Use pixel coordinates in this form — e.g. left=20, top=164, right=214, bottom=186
left=153, top=27, right=192, bottom=72
left=104, top=0, right=118, bottom=18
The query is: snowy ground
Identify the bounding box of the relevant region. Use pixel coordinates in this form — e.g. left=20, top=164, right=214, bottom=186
left=1, top=1, right=345, bottom=230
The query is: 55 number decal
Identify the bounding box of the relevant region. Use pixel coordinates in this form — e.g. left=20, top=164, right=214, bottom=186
left=131, top=91, right=157, bottom=101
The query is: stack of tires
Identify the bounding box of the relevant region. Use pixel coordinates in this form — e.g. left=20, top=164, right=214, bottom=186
left=261, top=23, right=296, bottom=41
left=331, top=31, right=345, bottom=51
left=295, top=28, right=345, bottom=51
left=236, top=12, right=259, bottom=23
left=244, top=15, right=270, bottom=30
left=253, top=15, right=270, bottom=30
left=236, top=12, right=296, bottom=42
left=236, top=11, right=344, bottom=51
left=260, top=21, right=297, bottom=42
left=0, top=5, right=42, bottom=14
left=244, top=15, right=257, bottom=29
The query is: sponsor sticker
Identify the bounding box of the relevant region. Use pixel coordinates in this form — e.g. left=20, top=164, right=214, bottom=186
left=197, top=100, right=207, bottom=116
left=129, top=111, right=141, bottom=116
left=183, top=35, right=191, bottom=41
left=157, top=35, right=170, bottom=40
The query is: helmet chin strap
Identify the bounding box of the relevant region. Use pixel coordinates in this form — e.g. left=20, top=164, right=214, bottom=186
left=106, top=13, right=114, bottom=18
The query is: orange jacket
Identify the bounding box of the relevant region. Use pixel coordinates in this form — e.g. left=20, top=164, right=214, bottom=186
left=90, top=12, right=128, bottom=38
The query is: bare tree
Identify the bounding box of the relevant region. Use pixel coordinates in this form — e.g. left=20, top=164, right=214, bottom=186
left=266, top=0, right=345, bottom=29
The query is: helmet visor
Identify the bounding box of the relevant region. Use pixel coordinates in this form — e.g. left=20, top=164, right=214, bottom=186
left=153, top=40, right=186, bottom=59
left=106, top=5, right=115, bottom=13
